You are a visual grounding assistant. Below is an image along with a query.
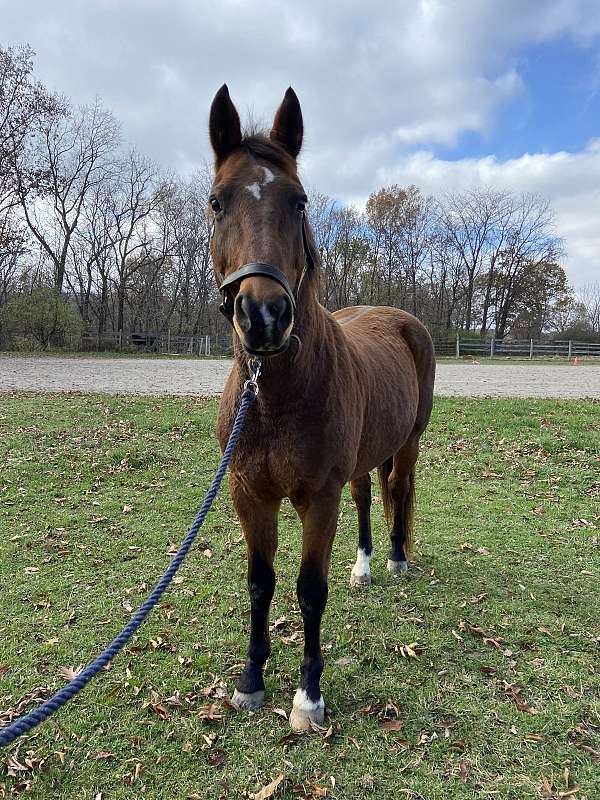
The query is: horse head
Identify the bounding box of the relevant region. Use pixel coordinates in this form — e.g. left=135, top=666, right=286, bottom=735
left=208, top=84, right=316, bottom=357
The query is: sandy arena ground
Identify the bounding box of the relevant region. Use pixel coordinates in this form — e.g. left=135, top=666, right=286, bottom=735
left=1, top=355, right=598, bottom=398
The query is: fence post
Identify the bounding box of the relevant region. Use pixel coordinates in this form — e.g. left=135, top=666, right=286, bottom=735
left=456, top=334, right=460, bottom=358
left=568, top=340, right=572, bottom=360
left=118, top=330, right=122, bottom=351
left=490, top=338, right=495, bottom=358
left=529, top=339, right=534, bottom=359
left=167, top=328, right=171, bottom=354
left=206, top=335, right=210, bottom=356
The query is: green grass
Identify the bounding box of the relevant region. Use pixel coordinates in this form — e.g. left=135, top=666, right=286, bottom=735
left=1, top=394, right=599, bottom=799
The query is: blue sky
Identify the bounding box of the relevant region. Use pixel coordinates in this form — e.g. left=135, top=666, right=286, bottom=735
left=440, top=36, right=600, bottom=161
left=513, top=38, right=599, bottom=153
left=1, top=0, right=599, bottom=285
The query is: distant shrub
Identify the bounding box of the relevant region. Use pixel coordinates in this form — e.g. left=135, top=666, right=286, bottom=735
left=0, top=288, right=83, bottom=350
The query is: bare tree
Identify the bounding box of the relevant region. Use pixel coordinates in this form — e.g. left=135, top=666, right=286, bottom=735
left=365, top=186, right=407, bottom=306
left=490, top=194, right=563, bottom=337
left=311, top=198, right=366, bottom=310
left=439, top=188, right=504, bottom=330
left=107, top=150, right=163, bottom=333
left=165, top=165, right=215, bottom=335
left=0, top=209, right=27, bottom=304
left=398, top=186, right=434, bottom=316
left=1, top=45, right=62, bottom=214
left=578, top=282, right=600, bottom=335
left=13, top=99, right=120, bottom=291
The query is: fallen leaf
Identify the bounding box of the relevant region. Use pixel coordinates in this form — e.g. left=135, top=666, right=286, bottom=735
left=578, top=744, right=600, bottom=761
left=334, top=656, right=355, bottom=667
left=379, top=718, right=404, bottom=732
left=250, top=773, right=284, bottom=800
left=59, top=664, right=83, bottom=681
left=208, top=749, right=225, bottom=767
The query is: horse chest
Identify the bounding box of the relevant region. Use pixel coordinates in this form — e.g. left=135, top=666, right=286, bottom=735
left=227, top=405, right=346, bottom=496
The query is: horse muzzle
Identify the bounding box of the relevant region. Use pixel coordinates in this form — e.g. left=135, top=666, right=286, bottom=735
left=233, top=291, right=294, bottom=356
left=218, top=262, right=297, bottom=357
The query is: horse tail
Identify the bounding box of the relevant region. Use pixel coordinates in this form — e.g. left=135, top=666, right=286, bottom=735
left=377, top=457, right=394, bottom=530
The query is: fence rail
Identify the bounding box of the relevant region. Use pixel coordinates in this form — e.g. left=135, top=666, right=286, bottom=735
left=432, top=335, right=600, bottom=359
left=80, top=331, right=233, bottom=356
left=81, top=330, right=600, bottom=360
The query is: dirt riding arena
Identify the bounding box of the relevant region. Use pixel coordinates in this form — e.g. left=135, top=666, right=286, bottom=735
left=0, top=355, right=598, bottom=398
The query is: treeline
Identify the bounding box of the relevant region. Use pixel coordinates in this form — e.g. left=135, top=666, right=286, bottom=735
left=1, top=44, right=599, bottom=350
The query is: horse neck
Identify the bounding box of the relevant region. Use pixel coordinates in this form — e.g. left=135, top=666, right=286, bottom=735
left=233, top=279, right=330, bottom=397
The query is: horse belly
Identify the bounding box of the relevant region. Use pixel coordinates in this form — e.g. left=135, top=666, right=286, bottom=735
left=353, top=389, right=419, bottom=477
left=350, top=333, right=421, bottom=477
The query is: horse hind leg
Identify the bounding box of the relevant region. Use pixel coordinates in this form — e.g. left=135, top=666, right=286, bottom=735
left=349, top=473, right=373, bottom=587
left=378, top=438, right=420, bottom=575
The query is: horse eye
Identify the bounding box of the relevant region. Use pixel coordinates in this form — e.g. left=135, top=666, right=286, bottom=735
left=296, top=199, right=307, bottom=213
left=210, top=196, right=222, bottom=214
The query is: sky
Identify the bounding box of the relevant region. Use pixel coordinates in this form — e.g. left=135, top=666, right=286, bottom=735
left=1, top=0, right=599, bottom=286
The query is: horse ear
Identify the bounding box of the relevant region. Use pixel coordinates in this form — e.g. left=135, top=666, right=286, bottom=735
left=209, top=84, right=242, bottom=166
left=270, top=87, right=303, bottom=158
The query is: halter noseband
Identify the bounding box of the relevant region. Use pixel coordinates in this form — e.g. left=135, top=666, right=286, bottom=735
left=216, top=211, right=315, bottom=322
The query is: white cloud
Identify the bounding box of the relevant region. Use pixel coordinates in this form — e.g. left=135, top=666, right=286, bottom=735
left=332, top=140, right=600, bottom=286
left=1, top=0, right=599, bottom=283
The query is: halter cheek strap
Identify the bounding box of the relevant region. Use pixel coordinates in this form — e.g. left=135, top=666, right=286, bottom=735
left=216, top=212, right=315, bottom=322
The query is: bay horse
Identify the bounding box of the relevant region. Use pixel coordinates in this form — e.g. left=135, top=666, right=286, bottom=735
left=209, top=85, right=435, bottom=731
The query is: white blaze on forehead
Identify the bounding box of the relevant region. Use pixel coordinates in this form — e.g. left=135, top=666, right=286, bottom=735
left=246, top=182, right=261, bottom=200
left=245, top=166, right=276, bottom=201
left=261, top=166, right=275, bottom=184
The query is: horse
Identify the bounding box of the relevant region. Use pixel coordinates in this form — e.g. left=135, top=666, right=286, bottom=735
left=208, top=85, right=435, bottom=731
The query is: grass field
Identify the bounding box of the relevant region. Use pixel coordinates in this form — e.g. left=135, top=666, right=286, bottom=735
left=0, top=394, right=599, bottom=799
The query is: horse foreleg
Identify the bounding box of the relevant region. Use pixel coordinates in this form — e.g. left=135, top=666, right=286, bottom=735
left=290, top=488, right=340, bottom=732
left=230, top=476, right=280, bottom=710
left=349, top=473, right=373, bottom=587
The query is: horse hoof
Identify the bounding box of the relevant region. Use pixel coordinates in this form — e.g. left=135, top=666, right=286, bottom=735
left=289, top=689, right=325, bottom=732
left=387, top=559, right=408, bottom=575
left=350, top=570, right=372, bottom=588
left=232, top=689, right=265, bottom=710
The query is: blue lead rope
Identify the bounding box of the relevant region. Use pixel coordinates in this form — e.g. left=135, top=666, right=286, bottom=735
left=0, top=386, right=257, bottom=748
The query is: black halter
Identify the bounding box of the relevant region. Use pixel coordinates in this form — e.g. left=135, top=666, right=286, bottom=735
left=216, top=211, right=316, bottom=322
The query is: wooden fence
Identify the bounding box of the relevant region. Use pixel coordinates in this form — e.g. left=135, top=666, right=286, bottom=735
left=81, top=331, right=600, bottom=360
left=431, top=336, right=600, bottom=359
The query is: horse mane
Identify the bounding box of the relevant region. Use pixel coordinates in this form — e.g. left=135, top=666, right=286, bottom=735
left=241, top=130, right=296, bottom=173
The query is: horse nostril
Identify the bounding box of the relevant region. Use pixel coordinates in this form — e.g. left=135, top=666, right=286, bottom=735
left=270, top=296, right=293, bottom=334
left=235, top=293, right=252, bottom=332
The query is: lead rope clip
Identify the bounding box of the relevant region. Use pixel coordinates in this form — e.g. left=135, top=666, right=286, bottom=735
left=244, top=357, right=262, bottom=396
